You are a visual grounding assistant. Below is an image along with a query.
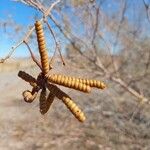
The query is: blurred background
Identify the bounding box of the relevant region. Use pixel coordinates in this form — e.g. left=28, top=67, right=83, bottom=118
left=0, top=0, right=150, bottom=149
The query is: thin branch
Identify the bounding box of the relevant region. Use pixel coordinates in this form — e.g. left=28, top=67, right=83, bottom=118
left=47, top=2, right=149, bottom=105
left=16, top=0, right=64, bottom=66
left=44, top=20, right=65, bottom=66
left=142, top=0, right=150, bottom=23
left=112, top=0, right=127, bottom=75
left=23, top=41, right=42, bottom=70
left=0, top=0, right=61, bottom=63
left=0, top=41, right=23, bottom=63
left=2, top=0, right=149, bottom=106
left=110, top=76, right=149, bottom=104
left=90, top=2, right=101, bottom=61
left=129, top=102, right=144, bottom=122
left=44, top=0, right=61, bottom=17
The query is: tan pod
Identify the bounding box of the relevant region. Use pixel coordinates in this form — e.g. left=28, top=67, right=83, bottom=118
left=35, top=21, right=49, bottom=75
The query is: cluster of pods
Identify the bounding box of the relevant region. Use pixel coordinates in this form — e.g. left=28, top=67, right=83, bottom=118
left=18, top=21, right=106, bottom=122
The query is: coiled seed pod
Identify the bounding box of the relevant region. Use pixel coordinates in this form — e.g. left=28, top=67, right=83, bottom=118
left=18, top=71, right=37, bottom=87
left=39, top=88, right=47, bottom=115
left=47, top=84, right=86, bottom=122
left=47, top=74, right=91, bottom=93
left=22, top=90, right=37, bottom=103
left=35, top=21, right=49, bottom=75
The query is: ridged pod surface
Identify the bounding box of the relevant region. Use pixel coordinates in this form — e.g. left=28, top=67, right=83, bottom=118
left=35, top=21, right=49, bottom=75
left=47, top=84, right=86, bottom=122
left=43, top=92, right=55, bottom=114
left=47, top=74, right=106, bottom=89
left=77, top=78, right=106, bottom=89
left=18, top=71, right=37, bottom=87
left=39, top=88, right=47, bottom=115
left=62, top=97, right=86, bottom=122
left=47, top=74, right=91, bottom=93
left=22, top=90, right=37, bottom=103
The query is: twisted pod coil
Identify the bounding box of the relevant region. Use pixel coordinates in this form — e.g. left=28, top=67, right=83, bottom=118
left=23, top=89, right=37, bottom=103
left=35, top=21, right=49, bottom=75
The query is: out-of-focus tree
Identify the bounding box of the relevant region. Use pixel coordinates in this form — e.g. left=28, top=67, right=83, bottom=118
left=1, top=0, right=150, bottom=113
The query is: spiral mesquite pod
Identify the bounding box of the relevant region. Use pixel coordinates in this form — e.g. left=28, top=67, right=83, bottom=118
left=46, top=74, right=91, bottom=93
left=22, top=90, right=37, bottom=103
left=47, top=83, right=86, bottom=122
left=18, top=71, right=37, bottom=87
left=35, top=21, right=49, bottom=75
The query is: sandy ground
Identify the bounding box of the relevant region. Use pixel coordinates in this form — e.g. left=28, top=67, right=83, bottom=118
left=0, top=59, right=150, bottom=150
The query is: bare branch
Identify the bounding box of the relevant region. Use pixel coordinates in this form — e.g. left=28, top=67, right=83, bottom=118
left=23, top=41, right=42, bottom=70
left=0, top=0, right=61, bottom=63
left=44, top=0, right=61, bottom=17
left=1, top=0, right=149, bottom=107
left=0, top=41, right=22, bottom=63
left=110, top=76, right=149, bottom=104
left=142, top=0, right=150, bottom=23
left=45, top=21, right=65, bottom=66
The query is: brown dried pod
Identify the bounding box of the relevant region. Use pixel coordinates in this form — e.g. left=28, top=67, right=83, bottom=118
left=39, top=88, right=47, bottom=115
left=35, top=21, right=49, bottom=75
left=22, top=90, right=37, bottom=103
left=18, top=71, right=37, bottom=87
left=42, top=92, right=55, bottom=114
left=47, top=84, right=86, bottom=122
left=46, top=74, right=91, bottom=93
